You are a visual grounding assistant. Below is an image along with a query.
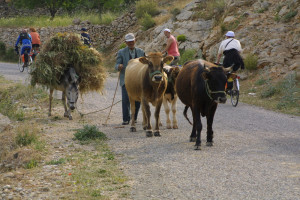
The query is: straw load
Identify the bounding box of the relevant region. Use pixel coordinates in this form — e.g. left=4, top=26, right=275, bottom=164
left=30, top=32, right=106, bottom=94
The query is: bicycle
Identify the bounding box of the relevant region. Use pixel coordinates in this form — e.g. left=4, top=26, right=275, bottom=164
left=17, top=48, right=38, bottom=73
left=214, top=62, right=240, bottom=107
left=226, top=72, right=240, bottom=107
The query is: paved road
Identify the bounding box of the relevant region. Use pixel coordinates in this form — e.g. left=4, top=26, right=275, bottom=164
left=1, top=62, right=299, bottom=200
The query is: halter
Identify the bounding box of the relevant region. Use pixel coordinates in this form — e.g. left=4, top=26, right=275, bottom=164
left=204, top=80, right=226, bottom=100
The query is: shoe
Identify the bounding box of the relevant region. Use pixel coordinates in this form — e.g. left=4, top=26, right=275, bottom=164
left=122, top=121, right=129, bottom=125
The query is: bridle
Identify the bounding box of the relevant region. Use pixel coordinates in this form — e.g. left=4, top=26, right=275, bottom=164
left=204, top=79, right=226, bottom=100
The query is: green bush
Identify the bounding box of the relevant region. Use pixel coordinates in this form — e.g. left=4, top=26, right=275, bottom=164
left=260, top=85, right=278, bottom=98
left=139, top=13, right=156, bottom=31
left=282, top=10, right=298, bottom=22
left=179, top=49, right=197, bottom=65
left=46, top=158, right=66, bottom=165
left=135, top=0, right=159, bottom=19
left=74, top=125, right=107, bottom=142
left=119, top=43, right=127, bottom=49
left=274, top=14, right=280, bottom=22
left=0, top=41, right=18, bottom=63
left=0, top=94, right=24, bottom=121
left=244, top=53, right=258, bottom=71
left=15, top=129, right=37, bottom=147
left=277, top=73, right=300, bottom=109
left=100, top=11, right=117, bottom=25
left=0, top=41, right=6, bottom=56
left=25, top=159, right=38, bottom=169
left=194, top=0, right=225, bottom=20
left=255, top=78, right=268, bottom=86
left=177, top=35, right=186, bottom=43
left=171, top=8, right=181, bottom=19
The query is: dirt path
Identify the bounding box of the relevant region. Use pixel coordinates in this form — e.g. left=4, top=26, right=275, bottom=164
left=1, top=62, right=300, bottom=199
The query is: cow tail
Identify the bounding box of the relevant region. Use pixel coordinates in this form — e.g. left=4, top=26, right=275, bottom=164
left=183, top=106, right=193, bottom=125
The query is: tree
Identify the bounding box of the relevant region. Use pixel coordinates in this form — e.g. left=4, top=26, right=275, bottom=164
left=11, top=0, right=82, bottom=19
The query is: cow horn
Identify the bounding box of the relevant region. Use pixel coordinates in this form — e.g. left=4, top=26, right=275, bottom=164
left=223, top=66, right=233, bottom=72
left=204, top=65, right=210, bottom=72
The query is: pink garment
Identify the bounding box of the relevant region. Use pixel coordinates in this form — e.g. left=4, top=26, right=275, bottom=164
left=167, top=35, right=180, bottom=57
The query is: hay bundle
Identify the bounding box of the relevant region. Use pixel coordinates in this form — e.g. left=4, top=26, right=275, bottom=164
left=30, top=32, right=106, bottom=94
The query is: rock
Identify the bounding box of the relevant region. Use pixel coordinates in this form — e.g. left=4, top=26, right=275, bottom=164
left=3, top=185, right=12, bottom=190
left=289, top=62, right=299, bottom=70
left=3, top=172, right=15, bottom=178
left=39, top=187, right=50, bottom=192
left=72, top=18, right=81, bottom=25
left=223, top=16, right=236, bottom=23
left=278, top=6, right=289, bottom=16
left=0, top=113, right=11, bottom=132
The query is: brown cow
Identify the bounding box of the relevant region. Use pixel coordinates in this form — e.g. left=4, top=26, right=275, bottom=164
left=175, top=59, right=232, bottom=149
left=162, top=65, right=181, bottom=129
left=125, top=52, right=173, bottom=137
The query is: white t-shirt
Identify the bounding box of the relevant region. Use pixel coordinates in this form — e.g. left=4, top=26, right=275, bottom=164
left=218, top=38, right=242, bottom=55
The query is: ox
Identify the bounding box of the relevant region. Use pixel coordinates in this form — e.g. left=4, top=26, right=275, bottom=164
left=162, top=65, right=181, bottom=129
left=48, top=67, right=80, bottom=120
left=175, top=59, right=232, bottom=149
left=125, top=52, right=173, bottom=137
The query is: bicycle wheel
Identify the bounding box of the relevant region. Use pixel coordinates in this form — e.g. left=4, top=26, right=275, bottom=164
left=26, top=56, right=33, bottom=73
left=231, top=89, right=239, bottom=107
left=18, top=55, right=24, bottom=72
left=231, top=79, right=239, bottom=107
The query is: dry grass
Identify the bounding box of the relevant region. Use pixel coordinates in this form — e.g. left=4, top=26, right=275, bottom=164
left=31, top=32, right=107, bottom=94
left=153, top=0, right=193, bottom=25
left=239, top=71, right=300, bottom=116
left=0, top=123, right=44, bottom=172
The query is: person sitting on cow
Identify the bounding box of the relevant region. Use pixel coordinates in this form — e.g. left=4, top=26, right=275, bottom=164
left=115, top=33, right=145, bottom=125
left=216, top=31, right=244, bottom=90
left=15, top=29, right=32, bottom=68
left=80, top=28, right=92, bottom=48
left=162, top=28, right=180, bottom=66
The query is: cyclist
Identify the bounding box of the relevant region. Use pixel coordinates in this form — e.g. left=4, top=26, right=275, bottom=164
left=80, top=28, right=91, bottom=48
left=29, top=27, right=41, bottom=61
left=15, top=29, right=32, bottom=68
left=216, top=31, right=244, bottom=91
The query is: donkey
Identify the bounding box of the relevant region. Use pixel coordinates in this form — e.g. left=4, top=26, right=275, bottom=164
left=48, top=67, right=80, bottom=120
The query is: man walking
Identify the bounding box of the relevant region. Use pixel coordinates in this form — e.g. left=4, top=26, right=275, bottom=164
left=115, top=33, right=145, bottom=125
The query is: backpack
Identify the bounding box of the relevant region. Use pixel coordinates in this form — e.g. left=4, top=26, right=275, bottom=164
left=19, top=33, right=30, bottom=44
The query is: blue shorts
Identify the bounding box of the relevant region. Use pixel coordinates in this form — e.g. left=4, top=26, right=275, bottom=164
left=21, top=45, right=31, bottom=55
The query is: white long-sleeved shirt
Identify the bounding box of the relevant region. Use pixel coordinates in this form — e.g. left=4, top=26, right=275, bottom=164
left=218, top=38, right=242, bottom=55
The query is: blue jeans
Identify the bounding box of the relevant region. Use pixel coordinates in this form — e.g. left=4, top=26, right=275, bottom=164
left=121, top=85, right=140, bottom=122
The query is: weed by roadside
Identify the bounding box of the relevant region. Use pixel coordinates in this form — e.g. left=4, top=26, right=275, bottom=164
left=240, top=71, right=300, bottom=116
left=74, top=125, right=107, bottom=143
left=244, top=53, right=258, bottom=71
left=0, top=77, right=48, bottom=121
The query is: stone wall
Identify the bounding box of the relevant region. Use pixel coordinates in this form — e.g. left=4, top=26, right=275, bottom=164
left=0, top=10, right=137, bottom=49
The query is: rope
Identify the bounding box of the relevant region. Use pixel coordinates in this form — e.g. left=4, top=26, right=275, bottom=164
left=78, top=73, right=121, bottom=120
left=205, top=80, right=226, bottom=100
left=104, top=73, right=120, bottom=125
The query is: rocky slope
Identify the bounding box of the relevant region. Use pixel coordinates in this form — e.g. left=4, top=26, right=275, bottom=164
left=134, top=0, right=299, bottom=77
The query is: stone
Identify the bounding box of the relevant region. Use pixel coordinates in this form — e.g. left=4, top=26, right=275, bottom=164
left=289, top=62, right=299, bottom=70
left=223, top=16, right=236, bottom=23
left=0, top=113, right=11, bottom=132
left=72, top=18, right=81, bottom=25
left=39, top=187, right=50, bottom=192
left=3, top=172, right=15, bottom=178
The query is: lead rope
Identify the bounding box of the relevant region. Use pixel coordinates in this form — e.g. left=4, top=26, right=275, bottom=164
left=104, top=72, right=120, bottom=125
left=78, top=73, right=121, bottom=122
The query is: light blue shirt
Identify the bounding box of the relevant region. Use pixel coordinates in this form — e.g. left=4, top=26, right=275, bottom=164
left=115, top=46, right=145, bottom=87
